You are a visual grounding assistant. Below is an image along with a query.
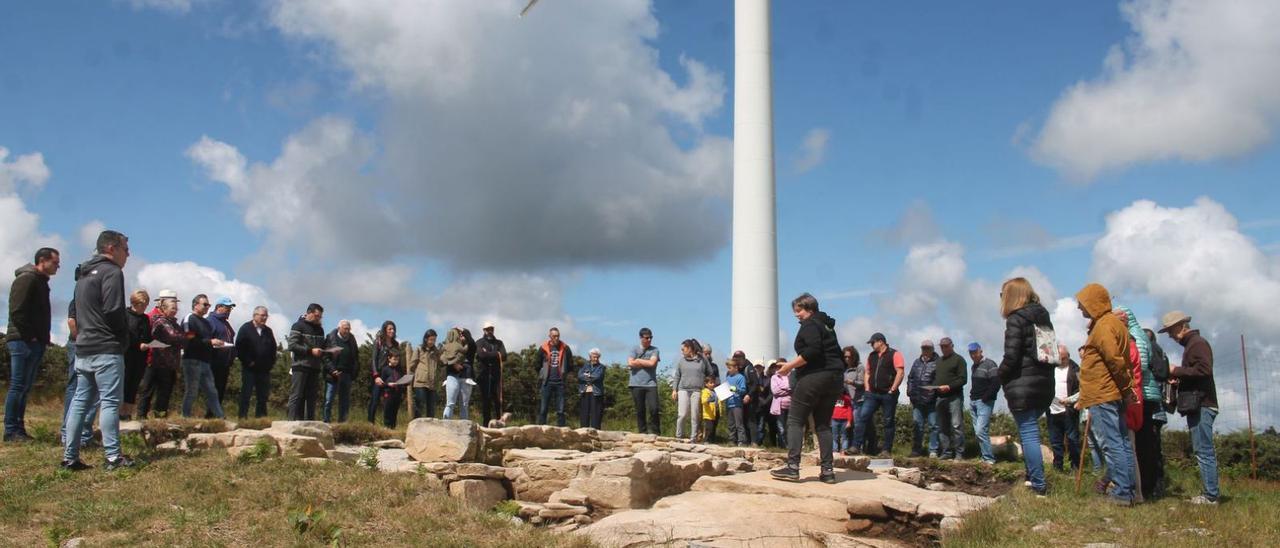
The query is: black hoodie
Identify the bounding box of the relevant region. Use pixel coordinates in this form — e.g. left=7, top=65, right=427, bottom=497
left=5, top=263, right=52, bottom=344
left=72, top=255, right=127, bottom=358
left=792, top=310, right=844, bottom=377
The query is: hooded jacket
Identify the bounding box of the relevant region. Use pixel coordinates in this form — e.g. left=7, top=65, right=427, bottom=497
left=792, top=310, right=844, bottom=377
left=236, top=321, right=278, bottom=371
left=72, top=255, right=128, bottom=357
left=407, top=341, right=443, bottom=389
left=6, top=264, right=52, bottom=344
left=999, top=301, right=1056, bottom=412
left=441, top=329, right=469, bottom=378
left=287, top=315, right=326, bottom=370
left=1075, top=284, right=1133, bottom=408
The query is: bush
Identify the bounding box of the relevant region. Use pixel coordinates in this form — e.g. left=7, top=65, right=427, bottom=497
left=332, top=422, right=397, bottom=445
left=1164, top=426, right=1280, bottom=481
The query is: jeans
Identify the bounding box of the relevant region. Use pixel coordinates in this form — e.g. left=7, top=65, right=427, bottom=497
left=412, top=387, right=437, bottom=419
left=1087, top=413, right=1103, bottom=471
left=63, top=354, right=124, bottom=462
left=832, top=419, right=850, bottom=452
left=537, top=382, right=565, bottom=426
left=383, top=389, right=403, bottom=428
left=5, top=340, right=46, bottom=436
left=136, top=366, right=175, bottom=419
left=181, top=359, right=224, bottom=418
left=368, top=383, right=383, bottom=423
left=771, top=410, right=787, bottom=449
left=287, top=368, right=320, bottom=420
left=579, top=394, right=604, bottom=429
left=728, top=406, right=747, bottom=445
left=322, top=372, right=352, bottom=423
left=239, top=365, right=272, bottom=419
left=60, top=352, right=97, bottom=446
left=444, top=376, right=473, bottom=420
left=970, top=399, right=996, bottom=463
left=1047, top=411, right=1081, bottom=470
left=1187, top=407, right=1221, bottom=500
left=675, top=389, right=700, bottom=439
left=1090, top=401, right=1136, bottom=502
left=631, top=386, right=660, bottom=434
left=753, top=405, right=768, bottom=445
left=852, top=392, right=897, bottom=454
left=911, top=403, right=939, bottom=456
left=786, top=371, right=842, bottom=470
left=1012, top=408, right=1047, bottom=493
left=936, top=395, right=964, bottom=457
left=476, top=364, right=502, bottom=426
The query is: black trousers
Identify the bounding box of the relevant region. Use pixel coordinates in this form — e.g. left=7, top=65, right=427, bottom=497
left=239, top=365, right=272, bottom=419
left=123, top=355, right=146, bottom=406
left=137, top=367, right=176, bottom=418
left=579, top=393, right=604, bottom=429
left=288, top=368, right=320, bottom=420
left=786, top=370, right=843, bottom=469
left=211, top=352, right=232, bottom=403
left=1135, top=402, right=1166, bottom=499
left=412, top=387, right=437, bottom=419
left=476, top=364, right=502, bottom=426
left=368, top=383, right=383, bottom=423
left=631, top=386, right=660, bottom=435
left=383, top=390, right=403, bottom=428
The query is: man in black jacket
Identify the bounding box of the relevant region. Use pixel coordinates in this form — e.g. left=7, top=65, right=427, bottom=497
left=181, top=294, right=225, bottom=419
left=323, top=319, right=358, bottom=423
left=1047, top=344, right=1081, bottom=471
left=5, top=247, right=59, bottom=442
left=475, top=322, right=507, bottom=427
left=287, top=304, right=326, bottom=421
left=968, top=342, right=1001, bottom=465
left=235, top=306, right=277, bottom=419
left=535, top=327, right=573, bottom=426
left=851, top=332, right=904, bottom=457
left=61, top=231, right=134, bottom=471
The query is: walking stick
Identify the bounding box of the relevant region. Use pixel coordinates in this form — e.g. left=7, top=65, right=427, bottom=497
left=1076, top=413, right=1091, bottom=492
left=498, top=353, right=505, bottom=416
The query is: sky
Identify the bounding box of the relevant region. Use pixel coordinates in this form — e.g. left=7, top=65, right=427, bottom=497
left=3, top=0, right=1279, bottom=430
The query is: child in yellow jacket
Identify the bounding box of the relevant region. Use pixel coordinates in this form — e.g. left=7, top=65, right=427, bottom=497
left=698, top=376, right=718, bottom=442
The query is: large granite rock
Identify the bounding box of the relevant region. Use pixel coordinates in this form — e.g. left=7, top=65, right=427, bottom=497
left=267, top=421, right=335, bottom=450
left=274, top=433, right=329, bottom=459
left=406, top=418, right=481, bottom=462
left=449, top=479, right=509, bottom=511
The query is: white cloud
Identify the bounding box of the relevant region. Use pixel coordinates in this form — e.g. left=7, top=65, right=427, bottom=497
left=78, top=220, right=106, bottom=253
left=0, top=146, right=50, bottom=194
left=122, top=0, right=208, bottom=14
left=872, top=200, right=942, bottom=247
left=134, top=261, right=290, bottom=336
left=0, top=147, right=63, bottom=331
left=1032, top=0, right=1280, bottom=180
left=793, top=127, right=831, bottom=174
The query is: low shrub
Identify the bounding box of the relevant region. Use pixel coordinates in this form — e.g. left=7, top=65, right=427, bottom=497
left=332, top=422, right=397, bottom=446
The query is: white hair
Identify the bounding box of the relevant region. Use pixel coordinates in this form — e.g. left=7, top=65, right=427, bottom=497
left=253, top=306, right=269, bottom=314
left=589, top=348, right=601, bottom=356
left=339, top=319, right=351, bottom=328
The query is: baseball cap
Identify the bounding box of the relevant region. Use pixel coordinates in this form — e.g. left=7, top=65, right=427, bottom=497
left=483, top=321, right=495, bottom=330
left=215, top=296, right=236, bottom=308
left=867, top=332, right=887, bottom=344
left=967, top=342, right=982, bottom=352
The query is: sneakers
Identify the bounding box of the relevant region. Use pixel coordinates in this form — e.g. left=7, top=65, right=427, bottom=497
left=104, top=456, right=136, bottom=471
left=1093, top=478, right=1111, bottom=495
left=60, top=459, right=93, bottom=471
left=927, top=452, right=939, bottom=459
left=819, top=470, right=838, bottom=484
left=1189, top=495, right=1219, bottom=505
left=1032, top=486, right=1048, bottom=498
left=770, top=465, right=800, bottom=482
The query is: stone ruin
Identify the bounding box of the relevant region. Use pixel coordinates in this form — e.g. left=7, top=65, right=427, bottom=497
left=155, top=418, right=998, bottom=547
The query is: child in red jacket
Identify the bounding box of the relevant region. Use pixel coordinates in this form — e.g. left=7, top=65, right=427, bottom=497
left=832, top=393, right=853, bottom=453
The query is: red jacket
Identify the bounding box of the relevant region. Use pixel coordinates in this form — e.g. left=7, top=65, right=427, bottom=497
left=1125, top=337, right=1144, bottom=431
left=832, top=393, right=853, bottom=422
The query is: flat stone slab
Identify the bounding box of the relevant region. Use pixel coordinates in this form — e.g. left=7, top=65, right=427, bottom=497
left=691, top=468, right=995, bottom=519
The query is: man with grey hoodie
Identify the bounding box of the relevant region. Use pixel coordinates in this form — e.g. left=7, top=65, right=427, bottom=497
left=61, top=231, right=134, bottom=471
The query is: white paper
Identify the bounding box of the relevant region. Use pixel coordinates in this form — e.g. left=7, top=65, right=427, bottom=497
left=146, top=340, right=170, bottom=349
left=392, top=373, right=414, bottom=386
left=713, top=382, right=733, bottom=402
left=324, top=346, right=344, bottom=354
left=464, top=378, right=477, bottom=386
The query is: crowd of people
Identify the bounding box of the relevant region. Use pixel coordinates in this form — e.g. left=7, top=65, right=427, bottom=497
left=3, top=233, right=1223, bottom=506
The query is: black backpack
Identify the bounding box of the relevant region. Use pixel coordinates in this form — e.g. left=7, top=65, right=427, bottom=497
left=1149, top=340, right=1170, bottom=382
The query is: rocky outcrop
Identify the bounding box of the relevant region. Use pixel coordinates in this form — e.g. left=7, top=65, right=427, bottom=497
left=449, top=479, right=509, bottom=511
left=406, top=418, right=482, bottom=462
left=266, top=421, right=335, bottom=450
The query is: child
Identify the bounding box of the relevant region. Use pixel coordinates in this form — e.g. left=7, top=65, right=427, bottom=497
left=698, top=376, right=718, bottom=443
left=832, top=392, right=853, bottom=453
left=770, top=361, right=791, bottom=449
left=380, top=351, right=406, bottom=428
left=724, top=359, right=749, bottom=446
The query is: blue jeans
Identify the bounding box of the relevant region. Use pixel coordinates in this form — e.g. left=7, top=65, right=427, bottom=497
left=63, top=354, right=124, bottom=462
left=936, top=395, right=965, bottom=457
left=1187, top=407, right=1221, bottom=500
left=181, top=359, right=224, bottom=418
left=538, top=382, right=565, bottom=426
left=970, top=399, right=995, bottom=463
left=323, top=372, right=352, bottom=423
left=444, top=376, right=472, bottom=419
left=852, top=392, right=897, bottom=453
left=5, top=340, right=46, bottom=436
left=774, top=410, right=788, bottom=449
left=60, top=347, right=97, bottom=446
left=1012, top=408, right=1047, bottom=492
left=911, top=403, right=939, bottom=455
left=1090, top=401, right=1135, bottom=502
left=832, top=419, right=850, bottom=452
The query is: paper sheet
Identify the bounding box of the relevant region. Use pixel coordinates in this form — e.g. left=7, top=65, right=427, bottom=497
left=713, top=382, right=733, bottom=401
left=392, top=373, right=414, bottom=386
left=146, top=340, right=170, bottom=349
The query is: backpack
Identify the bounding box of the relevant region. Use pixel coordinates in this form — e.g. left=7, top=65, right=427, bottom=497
left=1034, top=323, right=1060, bottom=365
left=1149, top=342, right=1170, bottom=382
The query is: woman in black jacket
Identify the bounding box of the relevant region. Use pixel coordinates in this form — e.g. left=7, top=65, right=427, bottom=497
left=999, top=277, right=1056, bottom=496
left=771, top=293, right=845, bottom=484
left=368, top=320, right=398, bottom=423
left=121, top=290, right=153, bottom=420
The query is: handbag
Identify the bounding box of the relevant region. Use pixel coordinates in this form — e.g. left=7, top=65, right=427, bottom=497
left=1175, top=387, right=1202, bottom=415
left=1034, top=323, right=1060, bottom=365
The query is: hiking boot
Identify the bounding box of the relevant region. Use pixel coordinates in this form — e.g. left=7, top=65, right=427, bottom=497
left=1189, top=495, right=1218, bottom=505
left=59, top=459, right=92, bottom=471
left=3, top=432, right=33, bottom=443
left=819, top=470, right=838, bottom=484
left=1106, top=496, right=1133, bottom=507
left=770, top=465, right=800, bottom=482
left=104, top=456, right=136, bottom=471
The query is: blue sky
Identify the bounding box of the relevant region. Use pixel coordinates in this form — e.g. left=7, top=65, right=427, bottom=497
left=3, top=1, right=1279, bottom=427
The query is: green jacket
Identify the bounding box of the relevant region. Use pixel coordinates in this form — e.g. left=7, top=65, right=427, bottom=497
left=934, top=353, right=968, bottom=393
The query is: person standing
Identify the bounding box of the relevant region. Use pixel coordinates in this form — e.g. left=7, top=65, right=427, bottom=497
left=1158, top=311, right=1220, bottom=505
left=5, top=247, right=59, bottom=442
left=407, top=329, right=442, bottom=419
left=934, top=338, right=968, bottom=460
left=699, top=376, right=719, bottom=443
left=842, top=346, right=874, bottom=455
left=1047, top=344, right=1081, bottom=471
left=750, top=361, right=771, bottom=445
left=724, top=358, right=750, bottom=445
left=475, top=322, right=507, bottom=427
left=181, top=294, right=225, bottom=419
left=577, top=349, right=606, bottom=429
left=702, top=344, right=721, bottom=442
left=770, top=293, right=845, bottom=483
left=1143, top=328, right=1170, bottom=497
left=627, top=328, right=661, bottom=435
left=852, top=332, right=904, bottom=457
left=322, top=319, right=359, bottom=423
left=999, top=278, right=1056, bottom=496
left=286, top=304, right=326, bottom=421
left=378, top=351, right=406, bottom=428
left=968, top=342, right=1001, bottom=464
left=61, top=231, right=133, bottom=470
left=906, top=340, right=939, bottom=458
left=120, top=289, right=152, bottom=421
left=234, top=306, right=277, bottom=419
left=671, top=339, right=711, bottom=440
left=1075, top=283, right=1137, bottom=506
left=139, top=295, right=184, bottom=419
left=207, top=297, right=237, bottom=409
left=368, top=321, right=399, bottom=423
left=535, top=327, right=573, bottom=426
left=440, top=328, right=470, bottom=420
left=61, top=297, right=98, bottom=448
left=769, top=362, right=791, bottom=449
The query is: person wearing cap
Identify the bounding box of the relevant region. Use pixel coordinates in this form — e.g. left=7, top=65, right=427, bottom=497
left=5, top=246, right=59, bottom=442
left=578, top=348, right=606, bottom=429
left=850, top=332, right=904, bottom=457
left=120, top=289, right=153, bottom=421
left=968, top=341, right=1000, bottom=464
left=181, top=294, right=226, bottom=419
left=235, top=306, right=277, bottom=419
left=1075, top=282, right=1137, bottom=506
left=139, top=293, right=184, bottom=419
left=1158, top=311, right=1220, bottom=504
left=905, top=339, right=939, bottom=458
left=206, top=297, right=237, bottom=409
left=475, top=321, right=508, bottom=427
left=1000, top=277, right=1056, bottom=497
left=322, top=319, right=359, bottom=422
left=933, top=337, right=968, bottom=460
left=627, top=327, right=661, bottom=435
left=286, top=303, right=327, bottom=420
